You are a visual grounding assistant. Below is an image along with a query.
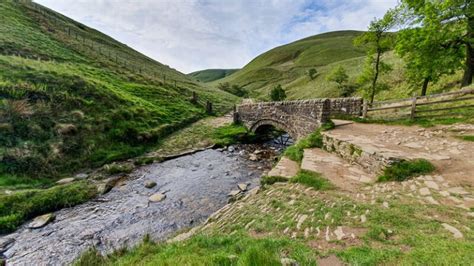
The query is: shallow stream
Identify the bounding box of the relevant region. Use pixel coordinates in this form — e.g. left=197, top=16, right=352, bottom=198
left=1, top=147, right=274, bottom=265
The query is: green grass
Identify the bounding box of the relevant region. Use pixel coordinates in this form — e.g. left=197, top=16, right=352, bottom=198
left=77, top=179, right=474, bottom=266
left=459, top=135, right=474, bottom=142
left=378, top=159, right=435, bottom=182
left=290, top=170, right=332, bottom=190
left=337, top=246, right=401, bottom=265
left=260, top=175, right=288, bottom=186
left=283, top=121, right=335, bottom=162
left=0, top=1, right=239, bottom=183
left=211, top=123, right=255, bottom=146
left=0, top=174, right=53, bottom=190
left=188, top=69, right=239, bottom=83
left=0, top=181, right=97, bottom=234
left=75, top=233, right=317, bottom=266
left=210, top=30, right=465, bottom=102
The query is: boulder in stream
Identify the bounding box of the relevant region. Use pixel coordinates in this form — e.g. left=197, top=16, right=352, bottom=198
left=237, top=183, right=247, bottom=191
left=149, top=193, right=166, bottom=202
left=144, top=181, right=157, bottom=188
left=28, top=213, right=55, bottom=229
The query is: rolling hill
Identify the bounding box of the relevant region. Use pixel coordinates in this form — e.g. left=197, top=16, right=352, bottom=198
left=188, top=69, right=239, bottom=83
left=0, top=1, right=238, bottom=181
left=211, top=30, right=463, bottom=101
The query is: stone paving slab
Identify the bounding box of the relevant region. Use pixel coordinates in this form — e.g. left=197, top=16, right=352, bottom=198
left=268, top=156, right=299, bottom=178
left=301, top=148, right=374, bottom=190
left=323, top=121, right=474, bottom=186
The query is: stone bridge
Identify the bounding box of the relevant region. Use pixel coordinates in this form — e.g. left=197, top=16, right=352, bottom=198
left=235, top=97, right=362, bottom=140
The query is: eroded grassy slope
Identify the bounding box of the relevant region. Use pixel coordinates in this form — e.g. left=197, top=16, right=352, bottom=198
left=0, top=1, right=238, bottom=183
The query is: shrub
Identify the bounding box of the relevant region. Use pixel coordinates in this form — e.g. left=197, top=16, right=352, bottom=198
left=290, top=170, right=332, bottom=190
left=269, top=85, right=286, bottom=101
left=378, top=159, right=435, bottom=182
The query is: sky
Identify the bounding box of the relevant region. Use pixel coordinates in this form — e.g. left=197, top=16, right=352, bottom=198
left=35, top=0, right=398, bottom=73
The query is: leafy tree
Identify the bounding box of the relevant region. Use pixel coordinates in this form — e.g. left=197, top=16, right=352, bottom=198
left=354, top=11, right=396, bottom=103
left=326, top=66, right=348, bottom=86
left=326, top=66, right=354, bottom=97
left=395, top=0, right=473, bottom=87
left=307, top=68, right=318, bottom=80
left=395, top=26, right=463, bottom=95
left=270, top=85, right=287, bottom=101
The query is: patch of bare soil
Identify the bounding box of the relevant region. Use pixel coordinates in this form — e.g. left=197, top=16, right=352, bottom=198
left=318, top=254, right=345, bottom=266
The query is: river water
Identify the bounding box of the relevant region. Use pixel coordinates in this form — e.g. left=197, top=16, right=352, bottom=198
left=1, top=148, right=270, bottom=265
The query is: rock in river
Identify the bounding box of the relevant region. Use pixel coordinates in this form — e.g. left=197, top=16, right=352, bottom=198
left=28, top=213, right=55, bottom=229
left=237, top=183, right=247, bottom=191
left=149, top=193, right=166, bottom=202
left=145, top=181, right=157, bottom=188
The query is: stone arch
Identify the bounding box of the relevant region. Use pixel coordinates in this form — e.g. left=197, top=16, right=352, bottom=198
left=249, top=119, right=297, bottom=140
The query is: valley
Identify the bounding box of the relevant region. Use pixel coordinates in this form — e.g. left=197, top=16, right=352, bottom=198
left=1, top=0, right=474, bottom=265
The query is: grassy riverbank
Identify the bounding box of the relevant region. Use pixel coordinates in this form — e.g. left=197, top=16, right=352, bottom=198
left=0, top=1, right=238, bottom=187
left=76, top=181, right=474, bottom=265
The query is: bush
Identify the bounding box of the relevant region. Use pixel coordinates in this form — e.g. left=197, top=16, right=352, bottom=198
left=378, top=159, right=435, bottom=182
left=290, top=170, right=332, bottom=190
left=0, top=181, right=98, bottom=234
left=269, top=85, right=286, bottom=101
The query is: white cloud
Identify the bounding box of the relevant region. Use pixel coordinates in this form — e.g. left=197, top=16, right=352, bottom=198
left=35, top=0, right=398, bottom=73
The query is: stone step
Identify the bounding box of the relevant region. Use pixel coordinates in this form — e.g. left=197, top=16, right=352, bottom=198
left=268, top=156, right=299, bottom=178
left=321, top=131, right=398, bottom=176
left=301, top=148, right=375, bottom=189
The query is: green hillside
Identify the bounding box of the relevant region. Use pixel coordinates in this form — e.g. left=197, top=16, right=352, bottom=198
left=0, top=0, right=238, bottom=182
left=188, top=69, right=239, bottom=83
left=212, top=30, right=463, bottom=101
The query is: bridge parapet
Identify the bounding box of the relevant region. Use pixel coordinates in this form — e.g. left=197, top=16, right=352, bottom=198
left=236, top=99, right=331, bottom=140
left=235, top=97, right=362, bottom=140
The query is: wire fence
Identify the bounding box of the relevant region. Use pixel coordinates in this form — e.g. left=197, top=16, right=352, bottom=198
left=5, top=0, right=225, bottom=114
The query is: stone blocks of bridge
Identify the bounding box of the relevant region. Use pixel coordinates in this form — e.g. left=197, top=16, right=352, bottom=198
left=235, top=97, right=363, bottom=140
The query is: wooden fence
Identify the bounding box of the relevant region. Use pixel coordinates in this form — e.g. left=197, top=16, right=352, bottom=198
left=362, top=88, right=474, bottom=120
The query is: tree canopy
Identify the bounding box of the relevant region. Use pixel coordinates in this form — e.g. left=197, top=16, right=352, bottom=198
left=270, top=85, right=287, bottom=101
left=354, top=10, right=396, bottom=103
left=395, top=0, right=473, bottom=87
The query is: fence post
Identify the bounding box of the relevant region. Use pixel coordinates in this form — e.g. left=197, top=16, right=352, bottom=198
left=206, top=101, right=213, bottom=115
left=191, top=91, right=198, bottom=103
left=362, top=99, right=368, bottom=118
left=233, top=104, right=239, bottom=124
left=410, top=93, right=417, bottom=120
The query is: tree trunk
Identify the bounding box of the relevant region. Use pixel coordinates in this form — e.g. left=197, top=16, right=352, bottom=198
left=461, top=16, right=473, bottom=87
left=421, top=78, right=429, bottom=96
left=370, top=51, right=381, bottom=104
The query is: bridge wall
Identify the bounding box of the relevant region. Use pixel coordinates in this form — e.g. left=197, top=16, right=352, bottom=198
left=329, top=97, right=363, bottom=116
left=236, top=99, right=331, bottom=140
